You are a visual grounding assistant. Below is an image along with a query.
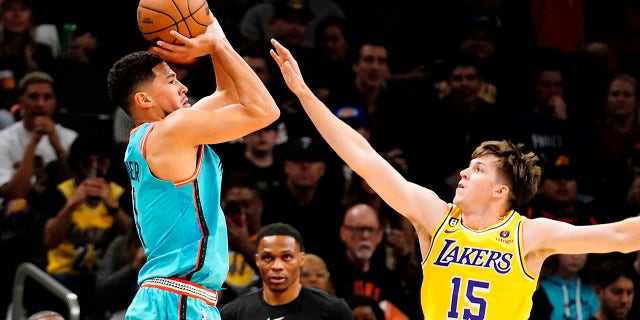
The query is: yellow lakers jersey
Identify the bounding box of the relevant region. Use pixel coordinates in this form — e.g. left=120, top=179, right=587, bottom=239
left=46, top=178, right=125, bottom=275
left=226, top=234, right=258, bottom=290
left=422, top=204, right=537, bottom=320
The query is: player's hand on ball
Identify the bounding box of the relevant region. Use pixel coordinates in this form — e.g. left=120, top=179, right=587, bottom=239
left=152, top=29, right=220, bottom=60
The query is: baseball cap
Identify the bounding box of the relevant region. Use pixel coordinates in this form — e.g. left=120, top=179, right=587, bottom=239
left=542, top=152, right=578, bottom=180
left=272, top=0, right=314, bottom=24
left=332, top=104, right=369, bottom=130
left=285, top=136, right=326, bottom=162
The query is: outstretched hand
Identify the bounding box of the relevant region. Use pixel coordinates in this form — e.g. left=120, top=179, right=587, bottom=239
left=269, top=38, right=308, bottom=95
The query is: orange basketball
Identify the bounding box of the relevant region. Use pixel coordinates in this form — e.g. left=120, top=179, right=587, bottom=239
left=137, top=0, right=213, bottom=45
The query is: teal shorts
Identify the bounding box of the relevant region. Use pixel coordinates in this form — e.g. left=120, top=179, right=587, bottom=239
left=125, top=278, right=220, bottom=320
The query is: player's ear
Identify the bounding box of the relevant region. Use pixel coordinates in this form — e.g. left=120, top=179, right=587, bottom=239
left=134, top=92, right=153, bottom=109
left=493, top=184, right=509, bottom=197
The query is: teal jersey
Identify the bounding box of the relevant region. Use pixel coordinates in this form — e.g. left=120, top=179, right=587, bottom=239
left=125, top=123, right=228, bottom=290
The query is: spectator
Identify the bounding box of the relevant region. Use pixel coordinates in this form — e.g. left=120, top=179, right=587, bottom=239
left=508, top=50, right=577, bottom=164
left=589, top=259, right=636, bottom=320
left=262, top=136, right=344, bottom=260
left=525, top=152, right=600, bottom=224
left=245, top=0, right=325, bottom=141
left=219, top=121, right=286, bottom=194
left=312, top=16, right=354, bottom=101
left=0, top=71, right=77, bottom=204
left=454, top=18, right=526, bottom=109
left=239, top=0, right=345, bottom=49
left=426, top=0, right=535, bottom=68
left=537, top=254, right=600, bottom=320
left=325, top=38, right=416, bottom=157
left=42, top=131, right=132, bottom=316
left=50, top=30, right=114, bottom=136
left=327, top=203, right=418, bottom=319
left=220, top=222, right=354, bottom=319
left=300, top=253, right=334, bottom=295
left=221, top=172, right=265, bottom=303
left=578, top=74, right=640, bottom=222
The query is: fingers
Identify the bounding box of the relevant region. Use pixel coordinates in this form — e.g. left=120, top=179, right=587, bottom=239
left=269, top=49, right=280, bottom=63
left=172, top=30, right=191, bottom=42
left=270, top=38, right=281, bottom=50
left=270, top=38, right=290, bottom=58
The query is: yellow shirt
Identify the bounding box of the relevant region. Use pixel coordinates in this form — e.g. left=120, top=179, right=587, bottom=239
left=421, top=204, right=537, bottom=320
left=46, top=178, right=124, bottom=275
left=226, top=233, right=258, bottom=289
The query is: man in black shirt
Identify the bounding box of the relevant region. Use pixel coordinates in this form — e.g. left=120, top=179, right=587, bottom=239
left=220, top=222, right=353, bottom=319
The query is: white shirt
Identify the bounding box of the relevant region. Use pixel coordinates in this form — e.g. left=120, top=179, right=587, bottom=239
left=0, top=121, right=77, bottom=186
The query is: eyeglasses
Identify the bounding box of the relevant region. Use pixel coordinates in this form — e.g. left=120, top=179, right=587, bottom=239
left=300, top=270, right=329, bottom=278
left=342, top=225, right=380, bottom=234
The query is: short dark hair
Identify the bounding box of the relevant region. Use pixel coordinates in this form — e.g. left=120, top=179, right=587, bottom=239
left=444, top=52, right=484, bottom=80
left=313, top=15, right=353, bottom=53
left=530, top=46, right=569, bottom=83
left=256, top=222, right=305, bottom=252
left=221, top=171, right=261, bottom=197
left=351, top=36, right=389, bottom=65
left=593, top=259, right=637, bottom=289
left=107, top=51, right=164, bottom=115
left=68, top=131, right=114, bottom=172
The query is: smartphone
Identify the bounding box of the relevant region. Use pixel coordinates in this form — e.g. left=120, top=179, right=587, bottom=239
left=88, top=167, right=97, bottom=178
left=223, top=201, right=243, bottom=225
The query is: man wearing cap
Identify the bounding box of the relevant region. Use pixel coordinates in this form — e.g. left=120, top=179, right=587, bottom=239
left=333, top=104, right=371, bottom=141
left=240, top=0, right=344, bottom=49
left=525, top=153, right=600, bottom=225
left=261, top=136, right=344, bottom=261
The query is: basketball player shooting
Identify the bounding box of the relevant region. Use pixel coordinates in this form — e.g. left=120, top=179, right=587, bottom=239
left=269, top=38, right=640, bottom=319
left=106, top=13, right=279, bottom=320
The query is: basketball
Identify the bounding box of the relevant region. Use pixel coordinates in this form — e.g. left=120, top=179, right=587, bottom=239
left=137, top=0, right=214, bottom=45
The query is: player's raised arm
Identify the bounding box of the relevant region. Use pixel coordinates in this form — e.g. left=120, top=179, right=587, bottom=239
left=269, top=38, right=447, bottom=236
left=151, top=18, right=280, bottom=146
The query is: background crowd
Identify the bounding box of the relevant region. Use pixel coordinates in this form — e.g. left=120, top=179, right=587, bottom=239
left=1, top=0, right=640, bottom=319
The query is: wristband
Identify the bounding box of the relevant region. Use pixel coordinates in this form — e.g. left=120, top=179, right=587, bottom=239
left=212, top=19, right=225, bottom=39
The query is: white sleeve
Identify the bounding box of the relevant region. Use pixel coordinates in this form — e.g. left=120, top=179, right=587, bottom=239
left=0, top=133, right=16, bottom=186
